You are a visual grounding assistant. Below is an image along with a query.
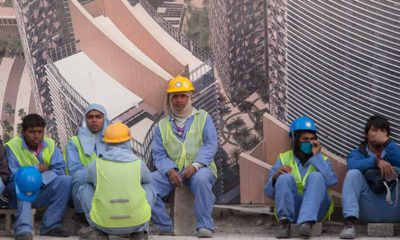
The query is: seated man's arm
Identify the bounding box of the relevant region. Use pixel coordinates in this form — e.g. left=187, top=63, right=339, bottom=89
left=40, top=146, right=67, bottom=185
left=264, top=159, right=283, bottom=199
left=310, top=153, right=338, bottom=187
left=5, top=147, right=21, bottom=179
left=66, top=139, right=84, bottom=177
left=140, top=160, right=152, bottom=184
left=193, top=115, right=218, bottom=168
left=152, top=126, right=178, bottom=175
left=346, top=149, right=376, bottom=171
left=383, top=140, right=400, bottom=167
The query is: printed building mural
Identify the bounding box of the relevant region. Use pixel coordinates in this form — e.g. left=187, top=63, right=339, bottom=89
left=1, top=0, right=400, bottom=204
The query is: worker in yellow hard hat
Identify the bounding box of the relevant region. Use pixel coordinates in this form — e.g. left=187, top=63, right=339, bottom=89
left=151, top=75, right=218, bottom=238
left=77, top=122, right=154, bottom=240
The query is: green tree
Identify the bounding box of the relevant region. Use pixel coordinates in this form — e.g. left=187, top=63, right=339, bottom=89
left=4, top=102, right=15, bottom=116
left=2, top=120, right=13, bottom=133
left=18, top=108, right=26, bottom=119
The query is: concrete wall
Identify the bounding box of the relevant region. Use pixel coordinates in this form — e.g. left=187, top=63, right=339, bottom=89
left=69, top=0, right=168, bottom=112
left=239, top=112, right=347, bottom=204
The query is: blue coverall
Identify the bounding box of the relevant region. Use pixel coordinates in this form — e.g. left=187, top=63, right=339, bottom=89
left=342, top=140, right=400, bottom=222
left=66, top=103, right=109, bottom=213
left=264, top=152, right=337, bottom=224
left=6, top=139, right=72, bottom=235
left=151, top=114, right=218, bottom=232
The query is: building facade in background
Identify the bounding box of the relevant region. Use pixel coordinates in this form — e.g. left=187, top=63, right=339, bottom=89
left=209, top=0, right=400, bottom=158
left=13, top=0, right=77, bottom=144
left=285, top=1, right=400, bottom=157
left=208, top=0, right=268, bottom=104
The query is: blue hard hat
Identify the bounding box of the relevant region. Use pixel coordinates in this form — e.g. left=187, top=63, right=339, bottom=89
left=289, top=116, right=317, bottom=137
left=15, top=166, right=42, bottom=202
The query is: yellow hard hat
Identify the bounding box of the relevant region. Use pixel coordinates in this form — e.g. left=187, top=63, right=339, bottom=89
left=166, top=75, right=194, bottom=93
left=103, top=122, right=132, bottom=143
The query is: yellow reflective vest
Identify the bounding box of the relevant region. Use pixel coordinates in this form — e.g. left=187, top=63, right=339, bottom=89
left=276, top=150, right=334, bottom=220
left=65, top=136, right=99, bottom=175
left=90, top=158, right=151, bottom=228
left=6, top=136, right=55, bottom=166
left=159, top=110, right=217, bottom=178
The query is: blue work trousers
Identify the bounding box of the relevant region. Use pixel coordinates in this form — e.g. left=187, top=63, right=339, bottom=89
left=8, top=175, right=72, bottom=235
left=71, top=169, right=87, bottom=213
left=274, top=172, right=331, bottom=224
left=150, top=167, right=216, bottom=232
left=342, top=169, right=400, bottom=222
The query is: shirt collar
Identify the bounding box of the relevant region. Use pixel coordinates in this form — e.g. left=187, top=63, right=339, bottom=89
left=19, top=135, right=48, bottom=151
left=366, top=145, right=386, bottom=158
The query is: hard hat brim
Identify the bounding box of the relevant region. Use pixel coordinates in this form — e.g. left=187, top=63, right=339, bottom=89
left=166, top=88, right=194, bottom=93
left=15, top=182, right=40, bottom=202
left=103, top=136, right=132, bottom=143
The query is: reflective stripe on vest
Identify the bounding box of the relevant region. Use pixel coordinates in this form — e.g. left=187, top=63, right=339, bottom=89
left=276, top=150, right=334, bottom=220
left=90, top=159, right=151, bottom=228
left=159, top=110, right=217, bottom=178
left=6, top=136, right=55, bottom=166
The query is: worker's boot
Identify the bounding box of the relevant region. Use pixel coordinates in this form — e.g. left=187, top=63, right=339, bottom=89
left=276, top=218, right=290, bottom=238
left=298, top=221, right=313, bottom=239
left=340, top=217, right=357, bottom=239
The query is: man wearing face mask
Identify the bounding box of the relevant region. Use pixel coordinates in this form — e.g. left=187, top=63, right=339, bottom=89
left=150, top=75, right=218, bottom=238
left=65, top=104, right=109, bottom=218
left=264, top=116, right=337, bottom=239
left=340, top=115, right=400, bottom=239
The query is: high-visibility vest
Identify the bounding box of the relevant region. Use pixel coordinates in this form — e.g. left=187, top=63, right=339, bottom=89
left=6, top=136, right=55, bottom=166
left=90, top=158, right=151, bottom=228
left=159, top=110, right=217, bottom=178
left=65, top=136, right=98, bottom=174
left=276, top=150, right=334, bottom=220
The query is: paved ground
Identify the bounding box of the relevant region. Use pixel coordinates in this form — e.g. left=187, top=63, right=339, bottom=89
left=4, top=235, right=400, bottom=239
left=3, top=207, right=400, bottom=239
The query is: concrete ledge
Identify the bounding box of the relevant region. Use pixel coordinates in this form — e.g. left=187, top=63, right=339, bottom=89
left=171, top=185, right=196, bottom=236
left=0, top=209, right=36, bottom=236
left=367, top=223, right=394, bottom=237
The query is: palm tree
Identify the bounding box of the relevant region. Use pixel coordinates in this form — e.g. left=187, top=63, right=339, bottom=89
left=257, top=86, right=269, bottom=104
left=238, top=100, right=253, bottom=112
left=230, top=147, right=242, bottom=166
left=219, top=105, right=231, bottom=118
left=226, top=116, right=245, bottom=132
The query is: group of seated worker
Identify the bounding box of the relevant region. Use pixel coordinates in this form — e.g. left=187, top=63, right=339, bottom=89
left=265, top=115, right=400, bottom=239
left=0, top=75, right=218, bottom=240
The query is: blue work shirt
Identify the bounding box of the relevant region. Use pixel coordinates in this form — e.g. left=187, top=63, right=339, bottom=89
left=264, top=152, right=338, bottom=199
left=152, top=113, right=218, bottom=176
left=6, top=137, right=66, bottom=185
left=346, top=140, right=400, bottom=171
